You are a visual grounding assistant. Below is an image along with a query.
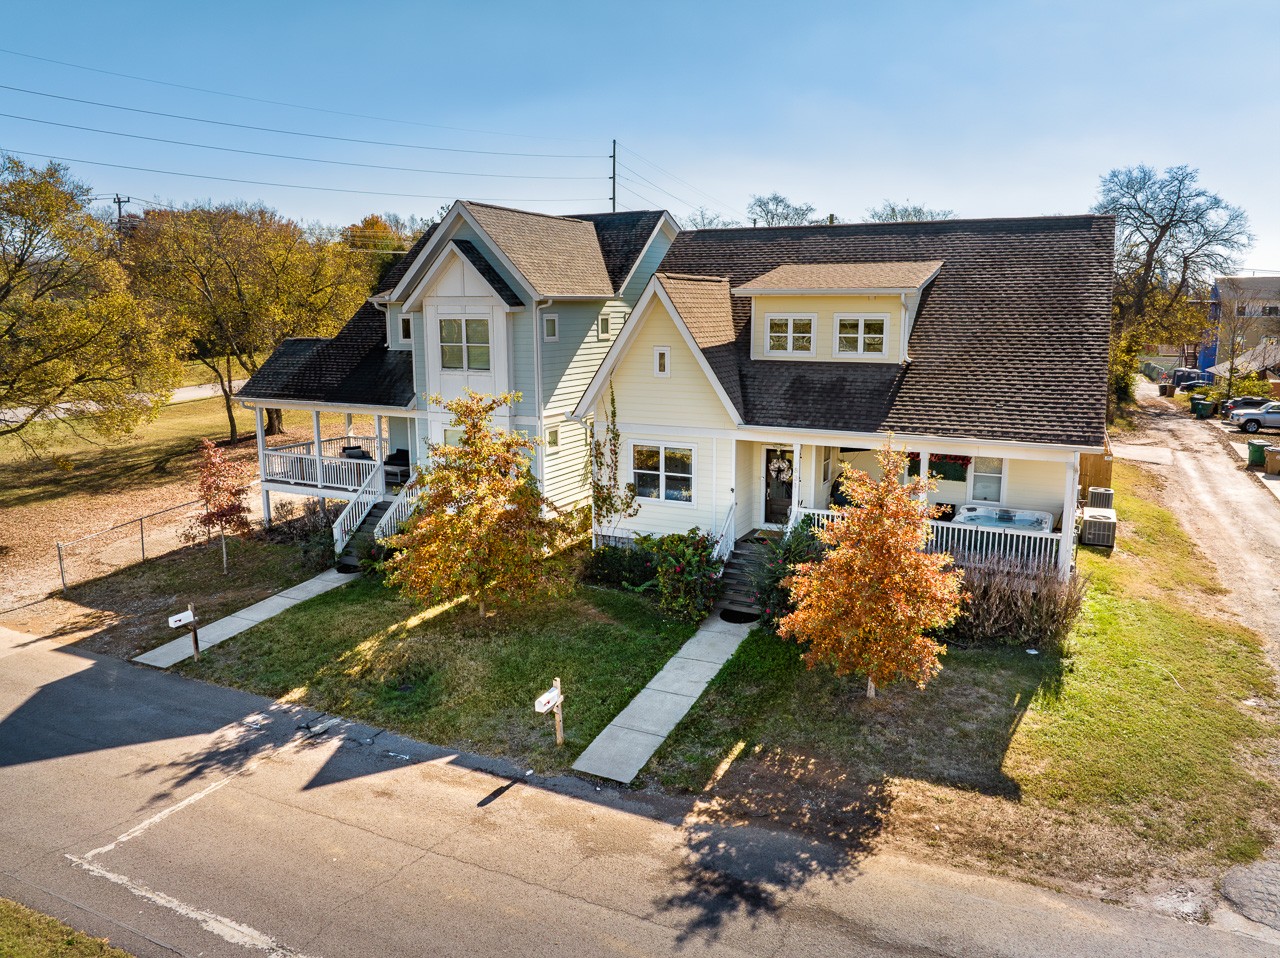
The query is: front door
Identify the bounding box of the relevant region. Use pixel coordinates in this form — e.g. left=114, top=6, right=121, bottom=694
left=764, top=447, right=794, bottom=525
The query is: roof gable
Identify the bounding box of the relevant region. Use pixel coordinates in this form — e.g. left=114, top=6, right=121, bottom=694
left=462, top=202, right=613, bottom=298
left=733, top=260, right=943, bottom=294
left=570, top=210, right=666, bottom=293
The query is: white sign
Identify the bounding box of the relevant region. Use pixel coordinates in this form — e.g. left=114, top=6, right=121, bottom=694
left=534, top=687, right=563, bottom=714
left=168, top=610, right=195, bottom=629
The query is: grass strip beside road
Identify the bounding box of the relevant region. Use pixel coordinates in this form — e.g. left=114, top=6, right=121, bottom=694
left=181, top=580, right=697, bottom=773
left=0, top=898, right=133, bottom=957
left=647, top=461, right=1278, bottom=890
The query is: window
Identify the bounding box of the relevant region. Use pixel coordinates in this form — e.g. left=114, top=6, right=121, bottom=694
left=654, top=346, right=671, bottom=377
left=440, top=316, right=490, bottom=370
left=632, top=443, right=694, bottom=503
left=1237, top=304, right=1248, bottom=316
left=598, top=313, right=610, bottom=337
left=822, top=446, right=832, bottom=484
left=546, top=427, right=559, bottom=451
left=971, top=456, right=1004, bottom=502
left=543, top=313, right=558, bottom=342
left=835, top=314, right=887, bottom=355
left=443, top=428, right=464, bottom=447
left=765, top=314, right=815, bottom=354
left=1264, top=306, right=1280, bottom=317
left=399, top=314, right=412, bottom=343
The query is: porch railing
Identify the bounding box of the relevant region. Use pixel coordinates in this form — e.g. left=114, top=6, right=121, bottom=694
left=333, top=467, right=383, bottom=556
left=786, top=506, right=1064, bottom=572
left=261, top=450, right=378, bottom=493
left=375, top=480, right=423, bottom=542
left=712, top=503, right=736, bottom=564
left=270, top=435, right=385, bottom=459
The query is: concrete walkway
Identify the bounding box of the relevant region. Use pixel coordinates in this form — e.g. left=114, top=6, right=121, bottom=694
left=573, top=614, right=752, bottom=783
left=133, top=567, right=354, bottom=668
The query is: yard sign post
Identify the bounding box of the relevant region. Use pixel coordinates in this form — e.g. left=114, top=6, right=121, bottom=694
left=534, top=677, right=564, bottom=747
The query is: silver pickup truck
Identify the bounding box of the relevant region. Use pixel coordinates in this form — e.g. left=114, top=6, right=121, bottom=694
left=1229, top=401, right=1280, bottom=433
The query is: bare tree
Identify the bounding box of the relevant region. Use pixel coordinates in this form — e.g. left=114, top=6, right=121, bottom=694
left=683, top=206, right=741, bottom=229
left=747, top=193, right=817, bottom=227
left=865, top=200, right=955, bottom=222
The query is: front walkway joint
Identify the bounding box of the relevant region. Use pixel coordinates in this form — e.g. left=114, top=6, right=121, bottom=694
left=133, top=568, right=354, bottom=669
left=573, top=614, right=752, bottom=783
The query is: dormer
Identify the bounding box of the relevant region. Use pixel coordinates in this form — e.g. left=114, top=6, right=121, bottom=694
left=733, top=260, right=942, bottom=364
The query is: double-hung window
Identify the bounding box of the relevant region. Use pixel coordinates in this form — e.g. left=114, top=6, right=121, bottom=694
left=970, top=456, right=1005, bottom=502
left=632, top=443, right=694, bottom=503
left=835, top=314, right=887, bottom=356
left=440, top=316, right=490, bottom=370
left=765, top=314, right=815, bottom=355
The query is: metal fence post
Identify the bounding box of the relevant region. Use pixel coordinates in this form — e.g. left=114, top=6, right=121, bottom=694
left=139, top=517, right=146, bottom=562
left=56, top=542, right=68, bottom=593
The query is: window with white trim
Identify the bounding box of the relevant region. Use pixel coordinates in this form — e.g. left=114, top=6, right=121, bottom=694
left=443, top=428, right=464, bottom=447
left=766, top=313, right=815, bottom=354
left=654, top=346, right=671, bottom=377
left=598, top=313, right=610, bottom=337
left=546, top=427, right=559, bottom=451
left=971, top=456, right=1004, bottom=502
left=440, top=316, right=490, bottom=370
left=399, top=314, right=412, bottom=343
left=632, top=443, right=694, bottom=503
left=543, top=312, right=558, bottom=342
left=835, top=314, right=887, bottom=355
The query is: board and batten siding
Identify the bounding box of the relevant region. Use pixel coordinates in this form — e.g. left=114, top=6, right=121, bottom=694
left=749, top=294, right=905, bottom=363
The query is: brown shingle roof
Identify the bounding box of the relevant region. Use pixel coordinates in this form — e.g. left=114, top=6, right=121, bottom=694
left=656, top=215, right=1114, bottom=447
left=656, top=273, right=741, bottom=415
left=462, top=201, right=613, bottom=297
left=733, top=260, right=943, bottom=293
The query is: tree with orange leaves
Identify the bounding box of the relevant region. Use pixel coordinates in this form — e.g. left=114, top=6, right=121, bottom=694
left=384, top=390, right=567, bottom=618
left=779, top=443, right=963, bottom=697
left=184, top=438, right=253, bottom=574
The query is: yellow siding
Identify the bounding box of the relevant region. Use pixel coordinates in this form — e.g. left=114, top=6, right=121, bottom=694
left=608, top=433, right=733, bottom=539
left=607, top=297, right=736, bottom=429
left=750, top=294, right=904, bottom=363
left=1006, top=459, right=1069, bottom=519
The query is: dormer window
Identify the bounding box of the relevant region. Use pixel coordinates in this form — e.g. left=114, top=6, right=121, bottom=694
left=399, top=314, right=412, bottom=343
left=835, top=314, right=887, bottom=356
left=766, top=314, right=815, bottom=355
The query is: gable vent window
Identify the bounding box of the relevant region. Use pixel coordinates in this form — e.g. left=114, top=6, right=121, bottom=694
left=654, top=346, right=671, bottom=377
left=546, top=427, right=560, bottom=451
left=766, top=314, right=815, bottom=355
left=440, top=316, right=490, bottom=370
left=598, top=313, right=610, bottom=337
left=835, top=314, right=887, bottom=355
left=543, top=313, right=559, bottom=342
left=399, top=314, right=412, bottom=343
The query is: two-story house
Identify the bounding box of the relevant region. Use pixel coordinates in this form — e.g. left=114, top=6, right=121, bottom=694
left=572, top=215, right=1115, bottom=584
left=237, top=201, right=678, bottom=558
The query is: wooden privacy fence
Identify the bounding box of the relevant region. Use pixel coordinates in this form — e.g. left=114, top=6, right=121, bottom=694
left=1079, top=435, right=1114, bottom=498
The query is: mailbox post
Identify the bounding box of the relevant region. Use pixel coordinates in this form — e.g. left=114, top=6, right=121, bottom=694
left=534, top=677, right=564, bottom=747
left=168, top=604, right=200, bottom=662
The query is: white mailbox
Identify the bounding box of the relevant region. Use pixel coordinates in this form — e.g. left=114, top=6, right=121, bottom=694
left=534, top=687, right=563, bottom=714
left=168, top=609, right=195, bottom=629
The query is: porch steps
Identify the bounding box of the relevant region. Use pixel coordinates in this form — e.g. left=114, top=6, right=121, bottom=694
left=337, top=500, right=391, bottom=571
left=717, top=532, right=774, bottom=615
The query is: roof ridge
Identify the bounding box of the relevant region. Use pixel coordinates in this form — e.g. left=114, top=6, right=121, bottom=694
left=678, top=212, right=1115, bottom=236
left=658, top=271, right=729, bottom=283
left=461, top=199, right=592, bottom=224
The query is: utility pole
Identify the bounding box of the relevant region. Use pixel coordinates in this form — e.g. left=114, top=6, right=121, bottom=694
left=113, top=194, right=132, bottom=231
left=610, top=139, right=616, bottom=212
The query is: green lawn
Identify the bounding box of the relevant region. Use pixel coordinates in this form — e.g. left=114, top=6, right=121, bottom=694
left=0, top=898, right=133, bottom=957
left=181, top=580, right=697, bottom=772
left=647, top=461, right=1278, bottom=888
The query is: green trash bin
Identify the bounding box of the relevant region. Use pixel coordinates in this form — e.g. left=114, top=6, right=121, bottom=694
left=1248, top=439, right=1270, bottom=467
left=1194, top=400, right=1214, bottom=419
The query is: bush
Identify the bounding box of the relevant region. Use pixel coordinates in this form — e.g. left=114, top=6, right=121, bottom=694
left=1208, top=371, right=1275, bottom=403
left=582, top=543, right=657, bottom=588
left=943, top=562, right=1086, bottom=653
left=263, top=499, right=339, bottom=572
left=635, top=528, right=723, bottom=624
left=752, top=525, right=826, bottom=630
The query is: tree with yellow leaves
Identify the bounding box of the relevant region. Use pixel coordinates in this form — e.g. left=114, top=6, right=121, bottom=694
left=779, top=443, right=963, bottom=697
left=384, top=390, right=566, bottom=618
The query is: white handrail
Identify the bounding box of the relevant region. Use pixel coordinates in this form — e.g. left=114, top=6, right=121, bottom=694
left=712, top=503, right=736, bottom=563
left=375, top=480, right=423, bottom=542
left=333, top=467, right=383, bottom=556
left=262, top=451, right=376, bottom=493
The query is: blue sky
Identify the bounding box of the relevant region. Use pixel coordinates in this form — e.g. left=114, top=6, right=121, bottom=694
left=4, top=0, right=1279, bottom=268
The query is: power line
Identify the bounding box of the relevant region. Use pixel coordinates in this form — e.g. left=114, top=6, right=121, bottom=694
left=0, top=147, right=606, bottom=203
left=0, top=84, right=607, bottom=159
left=615, top=179, right=665, bottom=211
left=0, top=47, right=591, bottom=143
left=0, top=112, right=605, bottom=180
left=616, top=166, right=704, bottom=215
left=617, top=143, right=739, bottom=217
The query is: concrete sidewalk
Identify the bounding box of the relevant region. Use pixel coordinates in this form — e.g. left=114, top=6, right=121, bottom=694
left=133, top=567, right=354, bottom=668
left=573, top=614, right=752, bottom=783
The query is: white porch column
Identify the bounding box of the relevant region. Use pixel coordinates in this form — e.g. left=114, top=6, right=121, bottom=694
left=255, top=407, right=271, bottom=528
left=344, top=413, right=353, bottom=439
left=918, top=450, right=930, bottom=499
left=1058, top=454, right=1080, bottom=578
left=791, top=442, right=802, bottom=509
left=374, top=414, right=385, bottom=493
left=312, top=410, right=323, bottom=487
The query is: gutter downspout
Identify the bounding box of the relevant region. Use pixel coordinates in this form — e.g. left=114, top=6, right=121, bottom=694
left=532, top=298, right=551, bottom=488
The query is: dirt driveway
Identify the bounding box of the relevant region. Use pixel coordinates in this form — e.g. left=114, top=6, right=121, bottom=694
left=1116, top=379, right=1280, bottom=667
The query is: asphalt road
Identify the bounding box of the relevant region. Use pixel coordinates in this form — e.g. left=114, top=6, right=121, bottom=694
left=2, top=626, right=1277, bottom=957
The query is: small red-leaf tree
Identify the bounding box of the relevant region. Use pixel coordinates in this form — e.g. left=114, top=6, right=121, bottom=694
left=184, top=438, right=253, bottom=574
left=779, top=443, right=963, bottom=698
left=585, top=382, right=639, bottom=541
left=384, top=390, right=567, bottom=618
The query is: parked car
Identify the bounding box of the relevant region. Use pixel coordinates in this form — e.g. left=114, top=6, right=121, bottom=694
left=1178, top=380, right=1212, bottom=392
left=1229, top=401, right=1280, bottom=433
left=1224, top=396, right=1271, bottom=414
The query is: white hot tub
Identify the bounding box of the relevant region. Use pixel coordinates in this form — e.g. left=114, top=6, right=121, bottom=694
left=952, top=504, right=1054, bottom=533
